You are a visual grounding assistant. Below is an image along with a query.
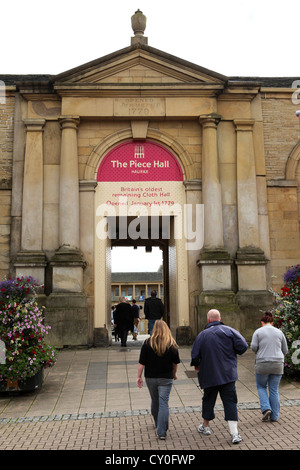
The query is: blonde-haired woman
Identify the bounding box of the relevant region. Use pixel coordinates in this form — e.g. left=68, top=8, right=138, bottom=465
left=136, top=320, right=180, bottom=439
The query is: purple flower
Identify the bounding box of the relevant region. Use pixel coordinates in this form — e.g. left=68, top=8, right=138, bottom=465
left=284, top=264, right=300, bottom=285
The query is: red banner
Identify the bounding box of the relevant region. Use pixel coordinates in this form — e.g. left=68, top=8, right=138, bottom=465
left=97, top=141, right=183, bottom=182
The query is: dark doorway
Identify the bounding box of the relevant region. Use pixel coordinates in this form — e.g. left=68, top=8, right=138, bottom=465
left=110, top=216, right=170, bottom=325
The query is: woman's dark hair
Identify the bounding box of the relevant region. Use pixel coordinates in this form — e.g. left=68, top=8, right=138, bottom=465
left=260, top=311, right=273, bottom=323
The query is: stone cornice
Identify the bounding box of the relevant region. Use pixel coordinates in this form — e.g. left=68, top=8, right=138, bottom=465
left=54, top=83, right=224, bottom=98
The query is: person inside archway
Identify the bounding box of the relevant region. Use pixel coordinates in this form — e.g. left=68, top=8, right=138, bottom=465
left=131, top=299, right=140, bottom=340
left=113, top=297, right=134, bottom=347
left=144, top=290, right=164, bottom=335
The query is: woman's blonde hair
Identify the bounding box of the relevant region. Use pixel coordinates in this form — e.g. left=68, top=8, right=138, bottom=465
left=148, top=320, right=178, bottom=356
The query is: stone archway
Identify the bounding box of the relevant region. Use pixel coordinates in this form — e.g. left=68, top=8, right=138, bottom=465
left=92, top=138, right=193, bottom=345
left=286, top=141, right=300, bottom=180
left=84, top=127, right=193, bottom=181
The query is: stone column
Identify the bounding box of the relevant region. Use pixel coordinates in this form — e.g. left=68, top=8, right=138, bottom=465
left=51, top=116, right=86, bottom=293
left=197, top=115, right=232, bottom=291
left=234, top=119, right=267, bottom=290
left=46, top=116, right=88, bottom=347
left=196, top=115, right=238, bottom=331
left=199, top=115, right=223, bottom=249
left=59, top=116, right=80, bottom=249
left=15, top=119, right=46, bottom=284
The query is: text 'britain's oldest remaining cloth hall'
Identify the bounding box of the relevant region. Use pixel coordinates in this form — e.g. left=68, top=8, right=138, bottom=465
left=0, top=11, right=300, bottom=347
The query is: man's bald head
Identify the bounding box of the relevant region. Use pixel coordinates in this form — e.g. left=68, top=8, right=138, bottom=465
left=207, top=309, right=221, bottom=323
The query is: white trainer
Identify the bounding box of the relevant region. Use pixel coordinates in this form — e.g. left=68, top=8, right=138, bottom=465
left=231, top=433, right=242, bottom=444
left=198, top=424, right=211, bottom=435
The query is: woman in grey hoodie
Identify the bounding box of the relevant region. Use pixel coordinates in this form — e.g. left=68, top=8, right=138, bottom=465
left=251, top=312, right=288, bottom=422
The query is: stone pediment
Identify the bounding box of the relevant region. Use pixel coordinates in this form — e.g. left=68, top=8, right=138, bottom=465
left=53, top=44, right=227, bottom=95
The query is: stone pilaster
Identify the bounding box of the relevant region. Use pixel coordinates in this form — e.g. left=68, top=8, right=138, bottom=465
left=234, top=119, right=267, bottom=291
left=80, top=180, right=97, bottom=345
left=15, top=119, right=46, bottom=284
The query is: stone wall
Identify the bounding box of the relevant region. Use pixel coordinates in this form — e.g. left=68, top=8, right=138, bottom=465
left=262, top=92, right=300, bottom=292
left=262, top=96, right=298, bottom=179
left=0, top=91, right=14, bottom=280
left=267, top=184, right=300, bottom=292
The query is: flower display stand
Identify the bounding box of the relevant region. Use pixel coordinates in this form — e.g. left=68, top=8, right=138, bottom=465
left=0, top=369, right=43, bottom=393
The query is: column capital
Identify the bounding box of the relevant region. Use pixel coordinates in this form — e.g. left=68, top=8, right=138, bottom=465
left=79, top=179, right=98, bottom=192
left=234, top=119, right=255, bottom=131
left=59, top=115, right=80, bottom=130
left=199, top=113, right=222, bottom=127
left=23, top=118, right=45, bottom=131
left=183, top=179, right=202, bottom=191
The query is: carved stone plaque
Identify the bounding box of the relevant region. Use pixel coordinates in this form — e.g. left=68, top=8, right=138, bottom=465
left=114, top=98, right=165, bottom=117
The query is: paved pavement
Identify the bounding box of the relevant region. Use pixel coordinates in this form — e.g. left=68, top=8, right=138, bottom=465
left=0, top=334, right=299, bottom=454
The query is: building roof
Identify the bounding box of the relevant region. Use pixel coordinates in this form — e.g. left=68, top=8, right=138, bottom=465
left=2, top=72, right=299, bottom=89
left=1, top=44, right=298, bottom=91
left=229, top=76, right=299, bottom=87
left=111, top=272, right=162, bottom=283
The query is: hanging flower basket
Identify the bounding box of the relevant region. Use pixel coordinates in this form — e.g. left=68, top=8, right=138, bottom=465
left=0, top=276, right=57, bottom=393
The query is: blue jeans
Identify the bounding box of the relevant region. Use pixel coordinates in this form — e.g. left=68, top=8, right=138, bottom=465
left=255, top=373, right=282, bottom=421
left=145, top=377, right=173, bottom=437
left=148, top=319, right=156, bottom=335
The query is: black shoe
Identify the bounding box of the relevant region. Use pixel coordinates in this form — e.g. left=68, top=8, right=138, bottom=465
left=262, top=410, right=271, bottom=421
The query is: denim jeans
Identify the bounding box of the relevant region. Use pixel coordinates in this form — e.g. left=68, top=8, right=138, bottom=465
left=145, top=377, right=173, bottom=437
left=255, top=373, right=282, bottom=421
left=148, top=319, right=156, bottom=335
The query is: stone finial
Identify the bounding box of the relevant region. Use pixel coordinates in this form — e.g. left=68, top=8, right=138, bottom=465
left=131, top=9, right=148, bottom=45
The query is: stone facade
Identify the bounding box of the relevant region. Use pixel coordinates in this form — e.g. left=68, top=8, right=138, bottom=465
left=0, top=11, right=299, bottom=346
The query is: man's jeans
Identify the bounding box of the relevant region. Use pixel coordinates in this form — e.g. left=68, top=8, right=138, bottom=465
left=148, top=319, right=156, bottom=335
left=255, top=373, right=282, bottom=421
left=145, top=377, right=173, bottom=437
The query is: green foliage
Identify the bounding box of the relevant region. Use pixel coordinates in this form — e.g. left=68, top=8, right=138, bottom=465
left=272, top=265, right=300, bottom=375
left=0, top=276, right=57, bottom=383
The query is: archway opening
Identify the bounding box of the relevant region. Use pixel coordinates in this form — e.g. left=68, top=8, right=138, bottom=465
left=110, top=216, right=171, bottom=335
left=94, top=139, right=189, bottom=346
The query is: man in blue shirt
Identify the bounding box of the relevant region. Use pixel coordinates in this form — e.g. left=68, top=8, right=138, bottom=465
left=191, top=309, right=248, bottom=444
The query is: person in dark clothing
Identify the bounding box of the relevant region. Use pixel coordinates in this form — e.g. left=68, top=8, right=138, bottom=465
left=191, top=309, right=248, bottom=444
left=113, top=297, right=134, bottom=347
left=144, top=290, right=164, bottom=335
left=137, top=320, right=180, bottom=440
left=131, top=299, right=140, bottom=340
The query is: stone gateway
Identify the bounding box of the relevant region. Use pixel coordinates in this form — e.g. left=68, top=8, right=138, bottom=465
left=0, top=10, right=299, bottom=347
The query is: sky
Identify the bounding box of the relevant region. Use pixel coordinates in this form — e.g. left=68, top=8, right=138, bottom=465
left=111, top=246, right=163, bottom=272
left=1, top=0, right=299, bottom=77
